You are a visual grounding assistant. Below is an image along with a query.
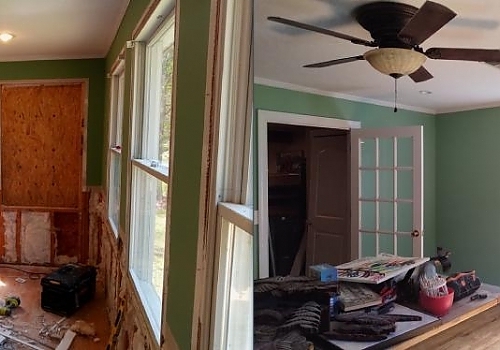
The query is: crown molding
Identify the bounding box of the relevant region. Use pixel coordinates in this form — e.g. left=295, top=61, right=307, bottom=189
left=254, top=77, right=437, bottom=115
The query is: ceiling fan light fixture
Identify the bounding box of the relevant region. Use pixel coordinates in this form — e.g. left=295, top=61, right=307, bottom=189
left=364, top=48, right=426, bottom=78
left=0, top=33, right=14, bottom=43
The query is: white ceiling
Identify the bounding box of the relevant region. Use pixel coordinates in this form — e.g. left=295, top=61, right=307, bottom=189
left=255, top=0, right=500, bottom=114
left=0, top=0, right=129, bottom=62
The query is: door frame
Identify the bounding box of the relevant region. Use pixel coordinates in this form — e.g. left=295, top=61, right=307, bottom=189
left=257, top=109, right=360, bottom=278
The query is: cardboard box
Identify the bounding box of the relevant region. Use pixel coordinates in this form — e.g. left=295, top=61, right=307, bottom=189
left=309, top=264, right=338, bottom=282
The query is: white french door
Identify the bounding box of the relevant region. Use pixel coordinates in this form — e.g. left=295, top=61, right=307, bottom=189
left=350, top=126, right=423, bottom=258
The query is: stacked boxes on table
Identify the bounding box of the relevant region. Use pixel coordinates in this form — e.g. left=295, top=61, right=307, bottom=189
left=308, top=264, right=339, bottom=317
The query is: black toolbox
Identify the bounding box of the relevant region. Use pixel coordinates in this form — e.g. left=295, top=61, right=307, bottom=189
left=41, top=264, right=97, bottom=316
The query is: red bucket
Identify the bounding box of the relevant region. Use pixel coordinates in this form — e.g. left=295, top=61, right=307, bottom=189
left=419, top=287, right=454, bottom=317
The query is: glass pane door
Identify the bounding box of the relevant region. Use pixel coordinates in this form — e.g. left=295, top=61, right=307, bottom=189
left=351, top=126, right=423, bottom=258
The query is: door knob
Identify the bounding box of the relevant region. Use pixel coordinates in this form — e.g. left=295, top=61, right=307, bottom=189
left=411, top=230, right=420, bottom=237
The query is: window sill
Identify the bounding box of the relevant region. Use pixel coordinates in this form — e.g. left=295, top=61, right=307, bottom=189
left=129, top=269, right=162, bottom=343
left=132, top=158, right=169, bottom=182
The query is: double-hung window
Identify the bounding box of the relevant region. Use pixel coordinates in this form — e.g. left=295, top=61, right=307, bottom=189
left=107, top=61, right=125, bottom=236
left=129, top=13, right=175, bottom=340
left=209, top=0, right=253, bottom=348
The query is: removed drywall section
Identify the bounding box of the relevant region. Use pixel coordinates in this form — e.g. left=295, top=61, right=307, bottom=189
left=90, top=188, right=178, bottom=349
left=53, top=212, right=80, bottom=263
left=88, top=189, right=105, bottom=266
left=21, top=212, right=51, bottom=263
left=2, top=212, right=17, bottom=262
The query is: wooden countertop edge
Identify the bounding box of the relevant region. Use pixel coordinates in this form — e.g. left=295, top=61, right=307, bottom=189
left=389, top=298, right=499, bottom=349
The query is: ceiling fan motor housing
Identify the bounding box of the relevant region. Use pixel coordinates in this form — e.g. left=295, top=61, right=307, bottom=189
left=354, top=1, right=419, bottom=49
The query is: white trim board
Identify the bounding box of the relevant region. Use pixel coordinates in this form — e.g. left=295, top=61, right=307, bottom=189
left=254, top=77, right=437, bottom=115
left=256, top=109, right=361, bottom=278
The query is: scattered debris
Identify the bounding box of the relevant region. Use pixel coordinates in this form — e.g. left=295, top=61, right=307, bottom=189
left=70, top=319, right=96, bottom=337
left=0, top=328, right=48, bottom=350
left=39, top=316, right=67, bottom=340
left=0, top=320, right=14, bottom=329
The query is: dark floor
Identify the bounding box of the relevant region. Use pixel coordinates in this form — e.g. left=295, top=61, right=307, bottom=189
left=0, top=265, right=110, bottom=350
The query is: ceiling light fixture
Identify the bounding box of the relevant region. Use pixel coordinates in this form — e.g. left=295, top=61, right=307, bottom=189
left=0, top=33, right=14, bottom=43
left=364, top=48, right=426, bottom=79
left=363, top=48, right=427, bottom=113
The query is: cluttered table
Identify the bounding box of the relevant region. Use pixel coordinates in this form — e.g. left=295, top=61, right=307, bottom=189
left=312, top=283, right=500, bottom=350
left=254, top=255, right=500, bottom=350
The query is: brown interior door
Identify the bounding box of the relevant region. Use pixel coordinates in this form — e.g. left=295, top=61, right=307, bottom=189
left=306, top=129, right=350, bottom=269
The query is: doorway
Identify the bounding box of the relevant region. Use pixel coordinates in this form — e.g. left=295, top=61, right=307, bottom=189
left=257, top=110, right=424, bottom=279
left=257, top=110, right=360, bottom=278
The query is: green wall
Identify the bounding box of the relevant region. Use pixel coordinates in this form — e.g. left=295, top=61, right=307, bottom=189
left=0, top=59, right=105, bottom=185
left=436, top=107, right=500, bottom=285
left=254, top=84, right=438, bottom=257
left=106, top=1, right=211, bottom=348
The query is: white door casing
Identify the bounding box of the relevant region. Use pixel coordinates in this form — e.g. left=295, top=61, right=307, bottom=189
left=257, top=110, right=360, bottom=278
left=350, top=126, right=423, bottom=259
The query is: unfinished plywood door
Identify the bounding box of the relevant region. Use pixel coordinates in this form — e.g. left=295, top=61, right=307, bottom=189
left=1, top=84, right=84, bottom=209
left=306, top=129, right=350, bottom=269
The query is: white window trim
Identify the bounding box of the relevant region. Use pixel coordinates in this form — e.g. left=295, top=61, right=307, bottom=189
left=107, top=59, right=126, bottom=237
left=212, top=202, right=253, bottom=350
left=129, top=269, right=162, bottom=336
left=218, top=203, right=252, bottom=233
left=128, top=6, right=177, bottom=346
left=191, top=0, right=253, bottom=348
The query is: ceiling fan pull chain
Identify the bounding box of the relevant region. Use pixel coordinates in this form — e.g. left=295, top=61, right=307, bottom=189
left=394, top=78, right=398, bottom=113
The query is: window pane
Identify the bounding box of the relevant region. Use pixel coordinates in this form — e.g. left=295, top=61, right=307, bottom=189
left=361, top=170, right=375, bottom=199
left=214, top=215, right=252, bottom=350
left=379, top=233, right=394, bottom=254
left=361, top=232, right=376, bottom=257
left=142, top=26, right=174, bottom=172
left=159, top=45, right=173, bottom=166
left=360, top=138, right=375, bottom=167
left=108, top=152, right=121, bottom=233
left=379, top=201, right=394, bottom=232
left=397, top=137, right=413, bottom=167
left=130, top=166, right=168, bottom=331
left=397, top=170, right=413, bottom=200
left=397, top=234, right=413, bottom=257
left=226, top=225, right=252, bottom=349
left=379, top=137, right=394, bottom=168
left=360, top=201, right=375, bottom=231
left=130, top=15, right=175, bottom=341
left=115, top=72, right=125, bottom=146
left=379, top=170, right=394, bottom=200
left=107, top=64, right=124, bottom=236
left=397, top=202, right=413, bottom=233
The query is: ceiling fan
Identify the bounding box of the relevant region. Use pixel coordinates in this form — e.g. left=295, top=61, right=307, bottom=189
left=268, top=1, right=500, bottom=83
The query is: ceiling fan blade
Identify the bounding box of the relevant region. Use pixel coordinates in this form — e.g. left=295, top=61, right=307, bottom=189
left=409, top=66, right=433, bottom=83
left=426, top=48, right=500, bottom=61
left=398, top=1, right=456, bottom=46
left=303, top=55, right=365, bottom=68
left=268, top=16, right=376, bottom=47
